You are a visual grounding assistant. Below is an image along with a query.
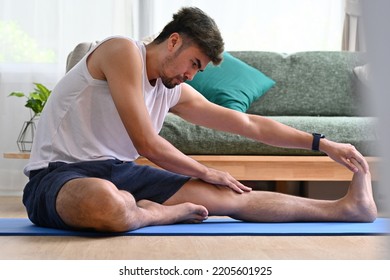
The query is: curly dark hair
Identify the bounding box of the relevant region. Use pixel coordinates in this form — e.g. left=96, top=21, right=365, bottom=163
left=153, top=7, right=224, bottom=65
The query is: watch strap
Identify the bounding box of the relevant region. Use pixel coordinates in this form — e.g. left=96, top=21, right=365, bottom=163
left=312, top=133, right=325, bottom=151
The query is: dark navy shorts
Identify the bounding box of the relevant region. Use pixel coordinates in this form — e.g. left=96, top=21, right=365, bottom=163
left=23, top=159, right=191, bottom=230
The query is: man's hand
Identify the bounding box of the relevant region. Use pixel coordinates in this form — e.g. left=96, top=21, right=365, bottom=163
left=321, top=139, right=369, bottom=173
left=200, top=167, right=252, bottom=193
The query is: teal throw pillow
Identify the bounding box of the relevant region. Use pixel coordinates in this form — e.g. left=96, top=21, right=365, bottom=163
left=186, top=52, right=275, bottom=112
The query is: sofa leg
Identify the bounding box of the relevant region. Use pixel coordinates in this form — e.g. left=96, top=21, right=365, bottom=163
left=275, top=181, right=289, bottom=193
left=276, top=181, right=307, bottom=196
left=299, top=181, right=307, bottom=197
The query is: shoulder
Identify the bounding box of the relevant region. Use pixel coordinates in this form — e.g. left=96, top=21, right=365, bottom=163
left=100, top=37, right=139, bottom=53
left=88, top=37, right=143, bottom=80
left=96, top=37, right=141, bottom=64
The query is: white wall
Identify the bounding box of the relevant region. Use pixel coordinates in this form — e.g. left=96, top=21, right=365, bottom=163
left=0, top=66, right=60, bottom=195
left=0, top=0, right=135, bottom=195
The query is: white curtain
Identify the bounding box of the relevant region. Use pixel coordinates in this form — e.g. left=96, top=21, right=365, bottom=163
left=149, top=0, right=344, bottom=52
left=0, top=0, right=344, bottom=195
left=342, top=0, right=365, bottom=51
left=0, top=0, right=135, bottom=195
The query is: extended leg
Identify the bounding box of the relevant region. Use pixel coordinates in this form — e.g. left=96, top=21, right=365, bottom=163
left=56, top=178, right=208, bottom=232
left=164, top=159, right=377, bottom=222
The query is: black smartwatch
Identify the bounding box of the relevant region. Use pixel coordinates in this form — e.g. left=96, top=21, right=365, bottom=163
left=312, top=133, right=325, bottom=151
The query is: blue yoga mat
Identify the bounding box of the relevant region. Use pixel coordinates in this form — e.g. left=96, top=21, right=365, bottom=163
left=1, top=218, right=389, bottom=236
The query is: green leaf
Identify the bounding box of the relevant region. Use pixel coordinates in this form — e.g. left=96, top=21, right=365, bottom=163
left=8, top=92, right=26, bottom=98
left=29, top=92, right=43, bottom=101
left=34, top=83, right=51, bottom=100
left=25, top=99, right=43, bottom=114
left=9, top=82, right=51, bottom=114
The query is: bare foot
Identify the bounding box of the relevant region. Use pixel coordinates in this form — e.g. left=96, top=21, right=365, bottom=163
left=136, top=200, right=208, bottom=227
left=339, top=158, right=377, bottom=222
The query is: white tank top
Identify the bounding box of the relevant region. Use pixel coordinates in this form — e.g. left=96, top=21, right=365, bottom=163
left=24, top=36, right=182, bottom=176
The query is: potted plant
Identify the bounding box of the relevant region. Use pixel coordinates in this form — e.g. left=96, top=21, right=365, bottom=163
left=8, top=83, right=51, bottom=152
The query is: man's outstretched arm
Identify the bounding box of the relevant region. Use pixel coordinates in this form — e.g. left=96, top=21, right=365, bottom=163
left=171, top=83, right=368, bottom=174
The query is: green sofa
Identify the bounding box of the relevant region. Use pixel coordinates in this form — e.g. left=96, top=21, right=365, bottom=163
left=160, top=51, right=377, bottom=157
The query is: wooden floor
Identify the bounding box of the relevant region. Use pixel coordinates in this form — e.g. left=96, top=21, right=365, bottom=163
left=0, top=196, right=389, bottom=260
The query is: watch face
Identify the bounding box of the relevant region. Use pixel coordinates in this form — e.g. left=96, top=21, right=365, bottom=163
left=313, top=133, right=325, bottom=138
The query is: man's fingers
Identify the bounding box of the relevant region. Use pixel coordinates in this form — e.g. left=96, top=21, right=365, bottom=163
left=357, top=156, right=369, bottom=173
left=344, top=158, right=359, bottom=173
left=238, top=182, right=252, bottom=192
left=349, top=158, right=363, bottom=172
left=229, top=180, right=252, bottom=194
left=348, top=156, right=369, bottom=174
left=345, top=157, right=369, bottom=174
left=220, top=179, right=252, bottom=194
left=346, top=149, right=369, bottom=173
left=204, top=168, right=252, bottom=194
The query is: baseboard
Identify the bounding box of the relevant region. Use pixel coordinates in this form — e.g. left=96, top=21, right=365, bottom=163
left=0, top=191, right=23, bottom=196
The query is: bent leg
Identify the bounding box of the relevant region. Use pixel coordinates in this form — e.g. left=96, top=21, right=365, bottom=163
left=56, top=178, right=208, bottom=232
left=165, top=159, right=377, bottom=222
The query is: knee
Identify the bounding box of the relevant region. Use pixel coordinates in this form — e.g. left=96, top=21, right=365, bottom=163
left=57, top=178, right=138, bottom=233
left=87, top=185, right=138, bottom=232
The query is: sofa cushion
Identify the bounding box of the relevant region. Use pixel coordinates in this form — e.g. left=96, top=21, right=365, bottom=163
left=160, top=113, right=378, bottom=156
left=186, top=52, right=275, bottom=112
left=354, top=64, right=370, bottom=86
left=66, top=41, right=99, bottom=72
left=229, top=51, right=367, bottom=117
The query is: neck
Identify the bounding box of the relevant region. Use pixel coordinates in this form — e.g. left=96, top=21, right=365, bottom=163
left=145, top=42, right=162, bottom=84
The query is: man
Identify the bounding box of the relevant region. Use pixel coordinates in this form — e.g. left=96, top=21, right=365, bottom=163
left=23, top=7, right=377, bottom=232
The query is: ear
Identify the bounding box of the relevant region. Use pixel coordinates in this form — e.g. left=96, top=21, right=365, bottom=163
left=167, top=33, right=182, bottom=51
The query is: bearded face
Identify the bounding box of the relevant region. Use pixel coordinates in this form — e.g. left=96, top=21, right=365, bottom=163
left=160, top=71, right=186, bottom=89
left=159, top=44, right=209, bottom=89
left=159, top=49, right=187, bottom=89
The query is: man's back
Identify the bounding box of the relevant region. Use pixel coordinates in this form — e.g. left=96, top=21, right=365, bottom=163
left=24, top=37, right=181, bottom=176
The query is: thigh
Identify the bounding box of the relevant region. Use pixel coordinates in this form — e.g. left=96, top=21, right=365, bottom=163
left=23, top=164, right=86, bottom=230
left=163, top=179, right=247, bottom=216
left=111, top=161, right=191, bottom=204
